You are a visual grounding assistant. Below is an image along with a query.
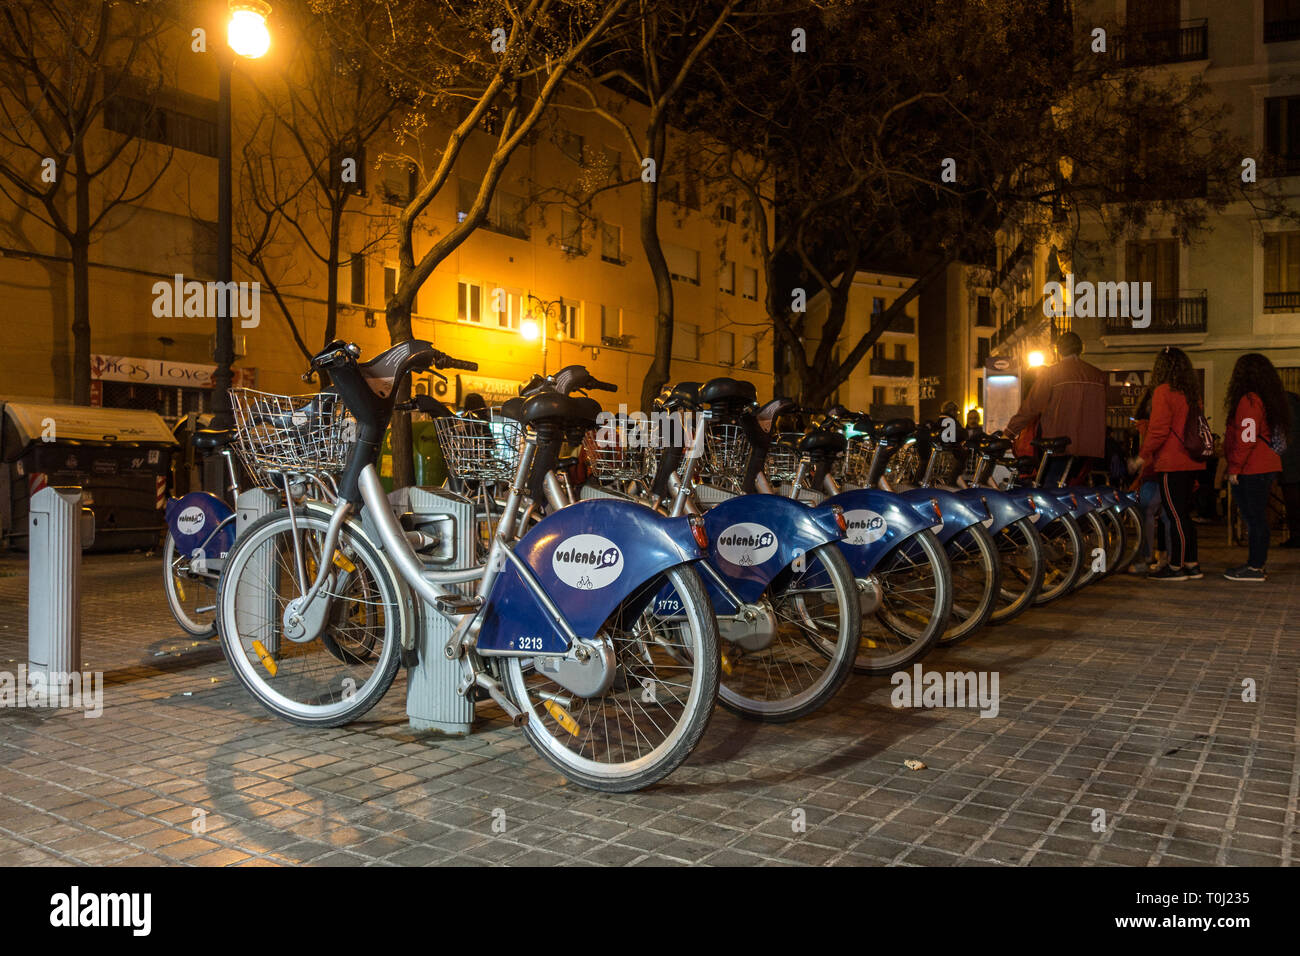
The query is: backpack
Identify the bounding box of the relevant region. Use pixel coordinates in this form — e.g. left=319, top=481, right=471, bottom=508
left=1181, top=403, right=1213, bottom=461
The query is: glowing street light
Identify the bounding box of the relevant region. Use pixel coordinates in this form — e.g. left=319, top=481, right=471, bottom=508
left=520, top=319, right=541, bottom=342
left=1027, top=350, right=1046, bottom=368
left=228, top=1, right=271, bottom=59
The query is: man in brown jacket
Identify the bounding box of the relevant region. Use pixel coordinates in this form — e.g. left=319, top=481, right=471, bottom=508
left=1003, top=332, right=1107, bottom=485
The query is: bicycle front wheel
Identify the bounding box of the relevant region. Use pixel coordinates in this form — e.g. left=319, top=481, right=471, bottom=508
left=988, top=516, right=1044, bottom=625
left=216, top=507, right=407, bottom=727
left=1114, top=503, right=1143, bottom=573
left=1033, top=513, right=1084, bottom=605
left=162, top=531, right=218, bottom=636
left=717, top=542, right=860, bottom=722
left=1072, top=511, right=1108, bottom=590
left=502, top=563, right=719, bottom=792
left=937, top=523, right=999, bottom=646
left=855, top=529, right=953, bottom=674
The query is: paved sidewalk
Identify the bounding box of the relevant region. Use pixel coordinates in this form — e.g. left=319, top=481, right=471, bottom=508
left=0, top=526, right=1296, bottom=867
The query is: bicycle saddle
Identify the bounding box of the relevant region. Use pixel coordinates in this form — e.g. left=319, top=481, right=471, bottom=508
left=799, top=428, right=846, bottom=455
left=192, top=427, right=234, bottom=450
left=1031, top=435, right=1070, bottom=453
left=980, top=437, right=1012, bottom=455
left=517, top=392, right=600, bottom=427
left=659, top=381, right=701, bottom=409
left=879, top=418, right=915, bottom=441
left=698, top=377, right=757, bottom=406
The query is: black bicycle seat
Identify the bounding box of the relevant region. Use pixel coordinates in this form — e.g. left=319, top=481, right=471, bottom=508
left=799, top=429, right=846, bottom=455
left=501, top=397, right=526, bottom=421
left=192, top=428, right=234, bottom=450
left=518, top=392, right=600, bottom=427
left=879, top=418, right=915, bottom=441
left=981, top=437, right=1012, bottom=455
left=1030, top=436, right=1070, bottom=453
left=698, top=377, right=757, bottom=406
left=661, top=381, right=701, bottom=409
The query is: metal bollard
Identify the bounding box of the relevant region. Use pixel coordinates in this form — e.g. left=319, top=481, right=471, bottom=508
left=233, top=488, right=279, bottom=652
left=28, top=486, right=88, bottom=684
left=399, top=486, right=476, bottom=735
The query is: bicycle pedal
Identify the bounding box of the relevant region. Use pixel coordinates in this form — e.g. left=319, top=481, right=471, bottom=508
left=433, top=594, right=482, bottom=615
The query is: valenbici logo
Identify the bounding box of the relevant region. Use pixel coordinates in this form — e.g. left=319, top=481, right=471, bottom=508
left=716, top=522, right=779, bottom=567
left=552, top=534, right=624, bottom=589
left=49, top=886, right=151, bottom=936
left=841, top=509, right=887, bottom=545
left=175, top=505, right=206, bottom=536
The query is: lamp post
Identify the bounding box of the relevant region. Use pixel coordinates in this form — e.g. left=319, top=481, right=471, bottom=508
left=522, top=293, right=564, bottom=376
left=210, top=0, right=271, bottom=430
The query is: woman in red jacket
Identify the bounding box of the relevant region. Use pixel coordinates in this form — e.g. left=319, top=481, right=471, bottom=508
left=1222, top=353, right=1291, bottom=581
left=1136, top=347, right=1205, bottom=581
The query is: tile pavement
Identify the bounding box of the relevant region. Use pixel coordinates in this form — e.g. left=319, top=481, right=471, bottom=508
left=0, top=525, right=1295, bottom=866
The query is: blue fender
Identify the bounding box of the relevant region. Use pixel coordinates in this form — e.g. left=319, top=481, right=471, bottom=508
left=164, top=492, right=235, bottom=560
left=686, top=493, right=844, bottom=608
left=1041, top=487, right=1095, bottom=518
left=1022, top=489, right=1069, bottom=527
left=954, top=487, right=1034, bottom=535
left=823, top=487, right=939, bottom=575
left=897, top=488, right=987, bottom=544
left=477, top=499, right=704, bottom=655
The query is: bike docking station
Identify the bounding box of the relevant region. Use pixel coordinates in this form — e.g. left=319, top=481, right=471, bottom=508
left=373, top=485, right=477, bottom=736
left=27, top=485, right=94, bottom=690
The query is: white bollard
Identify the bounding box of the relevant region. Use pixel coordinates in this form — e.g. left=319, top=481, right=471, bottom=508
left=233, top=488, right=279, bottom=652
left=28, top=486, right=85, bottom=685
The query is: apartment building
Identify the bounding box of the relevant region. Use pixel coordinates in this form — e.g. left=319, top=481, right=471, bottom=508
left=917, top=262, right=996, bottom=424
left=803, top=271, right=921, bottom=418
left=0, top=12, right=774, bottom=420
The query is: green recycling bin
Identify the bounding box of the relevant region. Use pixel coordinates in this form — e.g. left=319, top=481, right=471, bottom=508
left=379, top=421, right=448, bottom=492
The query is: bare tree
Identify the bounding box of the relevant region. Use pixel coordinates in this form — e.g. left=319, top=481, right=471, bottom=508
left=0, top=0, right=172, bottom=404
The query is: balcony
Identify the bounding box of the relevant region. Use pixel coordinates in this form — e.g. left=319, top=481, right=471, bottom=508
left=1108, top=171, right=1207, bottom=201
left=995, top=240, right=1029, bottom=288
left=869, top=404, right=914, bottom=421
left=870, top=357, right=915, bottom=378
left=1265, top=18, right=1300, bottom=43
left=1265, top=290, right=1300, bottom=312
left=872, top=311, right=915, bottom=334
left=1111, top=19, right=1208, bottom=67
left=1103, top=291, right=1207, bottom=334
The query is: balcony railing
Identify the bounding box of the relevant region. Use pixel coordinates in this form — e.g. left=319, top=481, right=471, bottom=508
left=1103, top=291, right=1207, bottom=334
left=869, top=404, right=914, bottom=421
left=1111, top=19, right=1208, bottom=66
left=1264, top=290, right=1300, bottom=312
left=870, top=357, right=915, bottom=378
left=995, top=240, right=1029, bottom=288
left=872, top=312, right=914, bottom=334
left=1108, top=171, right=1208, bottom=201
left=1265, top=18, right=1300, bottom=43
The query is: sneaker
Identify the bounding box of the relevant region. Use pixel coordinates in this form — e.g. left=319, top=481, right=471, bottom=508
left=1149, top=565, right=1188, bottom=581
left=1182, top=563, right=1204, bottom=580
left=1223, top=565, right=1266, bottom=582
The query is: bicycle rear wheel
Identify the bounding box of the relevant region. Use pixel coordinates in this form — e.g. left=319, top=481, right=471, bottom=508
left=216, top=507, right=407, bottom=727
left=937, top=524, right=999, bottom=646
left=1114, top=504, right=1143, bottom=573
left=855, top=529, right=952, bottom=674
left=1033, top=513, right=1084, bottom=604
left=988, top=516, right=1044, bottom=625
left=162, top=531, right=218, bottom=636
left=1072, top=511, right=1108, bottom=590
left=502, top=563, right=719, bottom=792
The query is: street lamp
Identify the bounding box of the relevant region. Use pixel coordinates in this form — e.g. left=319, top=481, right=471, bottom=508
left=210, top=0, right=271, bottom=432
left=523, top=293, right=564, bottom=376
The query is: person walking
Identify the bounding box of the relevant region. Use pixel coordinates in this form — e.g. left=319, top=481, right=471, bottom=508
left=1222, top=353, right=1291, bottom=581
left=1136, top=347, right=1205, bottom=581
left=1280, top=390, right=1300, bottom=548
left=1128, top=388, right=1169, bottom=574
left=1003, top=332, right=1107, bottom=486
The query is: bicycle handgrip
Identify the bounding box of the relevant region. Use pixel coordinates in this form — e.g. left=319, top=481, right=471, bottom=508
left=589, top=379, right=617, bottom=392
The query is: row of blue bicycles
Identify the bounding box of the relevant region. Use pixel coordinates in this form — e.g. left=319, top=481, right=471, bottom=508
left=161, top=339, right=1142, bottom=792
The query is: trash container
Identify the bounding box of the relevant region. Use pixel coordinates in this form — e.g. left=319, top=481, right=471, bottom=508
left=379, top=421, right=448, bottom=492
left=0, top=401, right=177, bottom=552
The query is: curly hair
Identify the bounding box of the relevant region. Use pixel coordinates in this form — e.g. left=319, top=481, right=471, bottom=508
left=1149, top=346, right=1201, bottom=407
left=1224, top=352, right=1292, bottom=434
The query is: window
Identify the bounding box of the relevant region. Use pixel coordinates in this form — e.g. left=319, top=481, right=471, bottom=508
left=491, top=191, right=529, bottom=239
left=600, top=305, right=623, bottom=343
left=561, top=209, right=585, bottom=255
left=977, top=374, right=985, bottom=408
left=1125, top=239, right=1178, bottom=301
left=601, top=146, right=621, bottom=183
left=381, top=266, right=416, bottom=314
left=560, top=300, right=582, bottom=340
left=381, top=162, right=418, bottom=206
left=1265, top=232, right=1300, bottom=310
left=873, top=343, right=885, bottom=360
left=1266, top=96, right=1300, bottom=175
left=1265, top=0, right=1300, bottom=42
left=872, top=296, right=886, bottom=316
left=872, top=386, right=886, bottom=406
left=894, top=344, right=907, bottom=361
left=348, top=252, right=366, bottom=304
left=975, top=335, right=990, bottom=368
left=664, top=243, right=700, bottom=285
left=559, top=130, right=584, bottom=164
left=103, top=90, right=218, bottom=157
left=975, top=295, right=993, bottom=327
left=457, top=178, right=476, bottom=223
left=740, top=335, right=759, bottom=370
left=719, top=260, right=735, bottom=294
left=718, top=330, right=735, bottom=366
left=458, top=280, right=482, bottom=323
left=741, top=266, right=759, bottom=301
left=893, top=386, right=909, bottom=405
left=601, top=222, right=622, bottom=264
left=662, top=174, right=700, bottom=210
left=672, top=322, right=699, bottom=360
left=717, top=201, right=736, bottom=223
left=487, top=286, right=524, bottom=330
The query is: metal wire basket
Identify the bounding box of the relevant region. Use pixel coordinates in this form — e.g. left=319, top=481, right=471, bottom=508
left=885, top=441, right=921, bottom=486
left=432, top=411, right=523, bottom=483
left=583, top=418, right=652, bottom=481
left=835, top=433, right=874, bottom=486
left=764, top=432, right=804, bottom=484
left=229, top=388, right=355, bottom=487
left=703, top=422, right=752, bottom=482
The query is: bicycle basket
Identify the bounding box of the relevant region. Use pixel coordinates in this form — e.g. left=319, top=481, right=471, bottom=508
left=885, top=441, right=920, bottom=486
left=764, top=432, right=804, bottom=484
left=229, top=388, right=355, bottom=486
left=583, top=419, right=652, bottom=481
left=432, top=411, right=523, bottom=483
left=703, top=422, right=752, bottom=481
left=835, top=433, right=874, bottom=486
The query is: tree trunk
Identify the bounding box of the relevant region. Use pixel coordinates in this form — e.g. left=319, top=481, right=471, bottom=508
left=638, top=129, right=673, bottom=412
left=385, top=298, right=415, bottom=488
left=325, top=203, right=343, bottom=345
left=70, top=164, right=91, bottom=406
